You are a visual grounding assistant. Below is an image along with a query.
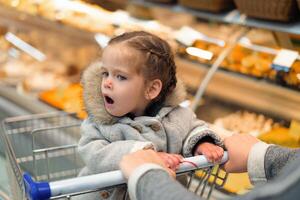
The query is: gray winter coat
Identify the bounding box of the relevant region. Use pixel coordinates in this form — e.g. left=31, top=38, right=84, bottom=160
left=76, top=62, right=223, bottom=200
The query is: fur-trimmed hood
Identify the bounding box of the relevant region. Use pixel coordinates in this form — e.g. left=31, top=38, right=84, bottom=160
left=81, top=61, right=186, bottom=125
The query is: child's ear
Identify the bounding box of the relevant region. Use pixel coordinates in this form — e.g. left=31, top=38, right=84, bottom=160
left=145, top=79, right=162, bottom=100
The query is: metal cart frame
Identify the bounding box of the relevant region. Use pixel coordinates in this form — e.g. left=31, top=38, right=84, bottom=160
left=1, top=112, right=228, bottom=200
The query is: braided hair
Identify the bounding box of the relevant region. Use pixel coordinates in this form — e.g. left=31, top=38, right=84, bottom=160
left=108, top=31, right=177, bottom=115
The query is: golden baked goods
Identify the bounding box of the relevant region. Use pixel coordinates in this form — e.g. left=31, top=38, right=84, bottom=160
left=225, top=46, right=274, bottom=78
left=259, top=127, right=300, bottom=148
left=223, top=172, right=252, bottom=194
left=39, top=84, right=87, bottom=119
left=23, top=71, right=70, bottom=91
left=0, top=28, right=99, bottom=91
left=284, top=61, right=300, bottom=88
left=292, top=61, right=300, bottom=73
left=214, top=111, right=276, bottom=136
left=1, top=0, right=116, bottom=35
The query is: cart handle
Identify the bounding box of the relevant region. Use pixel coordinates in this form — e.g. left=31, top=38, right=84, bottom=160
left=23, top=173, right=50, bottom=200
left=24, top=152, right=228, bottom=200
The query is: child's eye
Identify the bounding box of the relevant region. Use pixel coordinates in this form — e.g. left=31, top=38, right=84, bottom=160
left=101, top=71, right=109, bottom=77
left=117, top=75, right=127, bottom=80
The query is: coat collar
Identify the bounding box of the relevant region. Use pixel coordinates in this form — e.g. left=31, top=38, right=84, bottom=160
left=81, top=61, right=186, bottom=125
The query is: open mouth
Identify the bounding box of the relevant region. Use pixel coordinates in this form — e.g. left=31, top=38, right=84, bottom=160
left=104, top=95, right=114, bottom=104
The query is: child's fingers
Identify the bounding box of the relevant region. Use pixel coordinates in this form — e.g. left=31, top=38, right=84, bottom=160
left=212, top=150, right=224, bottom=163
left=195, top=143, right=225, bottom=163
left=157, top=153, right=183, bottom=170
left=209, top=151, right=222, bottom=163
left=173, top=154, right=184, bottom=161
left=166, top=160, right=172, bottom=168
left=218, top=149, right=224, bottom=158
left=215, top=149, right=223, bottom=159
left=218, top=146, right=224, bottom=154
left=195, top=145, right=205, bottom=155
left=159, top=155, right=174, bottom=169
left=157, top=153, right=172, bottom=168
left=203, top=152, right=214, bottom=163
left=167, top=155, right=181, bottom=169
left=211, top=151, right=220, bottom=163
left=171, top=154, right=183, bottom=163
left=215, top=147, right=224, bottom=162
left=171, top=154, right=183, bottom=170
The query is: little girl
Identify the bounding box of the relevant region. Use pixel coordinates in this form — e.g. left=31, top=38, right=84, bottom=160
left=77, top=31, right=224, bottom=200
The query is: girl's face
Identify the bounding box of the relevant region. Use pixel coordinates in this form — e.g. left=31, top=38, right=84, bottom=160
left=101, top=44, right=150, bottom=117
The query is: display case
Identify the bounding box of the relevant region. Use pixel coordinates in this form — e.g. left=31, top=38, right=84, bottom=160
left=131, top=0, right=300, bottom=121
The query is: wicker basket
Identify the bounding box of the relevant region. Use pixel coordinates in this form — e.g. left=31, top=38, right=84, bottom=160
left=179, top=0, right=235, bottom=13
left=234, top=0, right=299, bottom=22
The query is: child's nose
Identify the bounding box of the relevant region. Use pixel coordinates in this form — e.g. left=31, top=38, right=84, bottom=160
left=104, top=78, right=113, bottom=89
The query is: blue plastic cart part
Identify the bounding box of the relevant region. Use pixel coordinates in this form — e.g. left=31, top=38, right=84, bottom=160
left=23, top=172, right=51, bottom=200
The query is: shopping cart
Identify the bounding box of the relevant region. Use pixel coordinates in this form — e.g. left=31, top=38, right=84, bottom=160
left=1, top=112, right=228, bottom=200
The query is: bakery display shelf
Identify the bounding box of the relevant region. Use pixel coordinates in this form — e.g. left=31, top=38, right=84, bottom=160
left=0, top=85, right=58, bottom=114
left=0, top=4, right=95, bottom=44
left=0, top=1, right=298, bottom=122
left=176, top=57, right=300, bottom=122
left=132, top=0, right=300, bottom=35
left=178, top=51, right=300, bottom=92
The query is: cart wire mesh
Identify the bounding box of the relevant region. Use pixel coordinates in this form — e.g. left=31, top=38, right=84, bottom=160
left=1, top=112, right=228, bottom=200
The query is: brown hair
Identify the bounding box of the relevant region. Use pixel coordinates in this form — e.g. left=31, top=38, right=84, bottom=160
left=108, top=31, right=177, bottom=114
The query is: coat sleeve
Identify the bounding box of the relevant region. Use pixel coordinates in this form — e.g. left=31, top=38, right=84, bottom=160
left=264, top=146, right=300, bottom=179
left=169, top=107, right=223, bottom=157
left=248, top=142, right=300, bottom=185
left=128, top=164, right=200, bottom=200
left=78, top=118, right=154, bottom=173
left=232, top=144, right=300, bottom=200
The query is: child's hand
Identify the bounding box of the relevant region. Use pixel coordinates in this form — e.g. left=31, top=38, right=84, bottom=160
left=157, top=152, right=183, bottom=171
left=194, top=142, right=224, bottom=163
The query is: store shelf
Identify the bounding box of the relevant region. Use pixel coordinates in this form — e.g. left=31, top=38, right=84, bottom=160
left=0, top=5, right=95, bottom=44
left=0, top=1, right=299, bottom=122
left=132, top=0, right=300, bottom=35
left=0, top=85, right=57, bottom=114
left=176, top=57, right=300, bottom=122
